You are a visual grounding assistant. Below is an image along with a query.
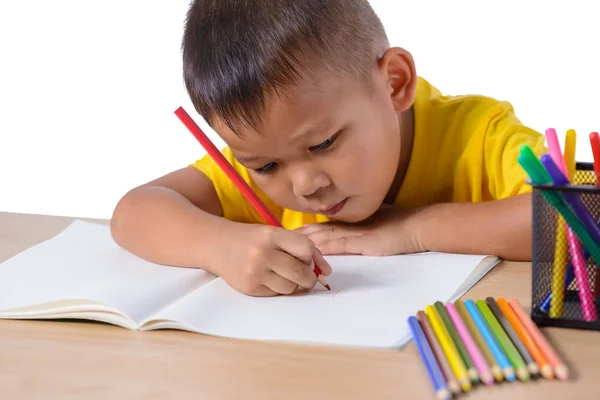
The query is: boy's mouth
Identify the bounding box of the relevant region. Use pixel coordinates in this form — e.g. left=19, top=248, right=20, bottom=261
left=319, top=197, right=348, bottom=216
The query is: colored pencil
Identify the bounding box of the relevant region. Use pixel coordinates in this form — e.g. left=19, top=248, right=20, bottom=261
left=408, top=316, right=451, bottom=400
left=486, top=297, right=538, bottom=376
left=446, top=303, right=493, bottom=385
left=464, top=300, right=515, bottom=381
left=417, top=311, right=461, bottom=394
left=589, top=132, right=600, bottom=184
left=564, top=129, right=576, bottom=180
left=540, top=261, right=575, bottom=314
left=496, top=298, right=554, bottom=380
left=547, top=128, right=577, bottom=318
left=477, top=300, right=530, bottom=381
left=456, top=300, right=504, bottom=382
left=589, top=131, right=600, bottom=302
left=550, top=216, right=568, bottom=318
left=174, top=106, right=330, bottom=290
left=425, top=305, right=471, bottom=392
left=509, top=299, right=569, bottom=380
left=434, top=301, right=479, bottom=383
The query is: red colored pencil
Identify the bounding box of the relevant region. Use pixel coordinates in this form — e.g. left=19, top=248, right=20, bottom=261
left=174, top=106, right=330, bottom=290
left=589, top=132, right=600, bottom=300
left=589, top=132, right=600, bottom=184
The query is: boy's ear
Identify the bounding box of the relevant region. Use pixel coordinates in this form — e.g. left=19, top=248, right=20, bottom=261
left=377, top=47, right=417, bottom=112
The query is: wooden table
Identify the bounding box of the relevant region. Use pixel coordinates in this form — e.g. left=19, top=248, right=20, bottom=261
left=0, top=211, right=598, bottom=399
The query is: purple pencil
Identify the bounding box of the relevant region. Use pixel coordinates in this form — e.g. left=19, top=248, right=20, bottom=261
left=446, top=303, right=494, bottom=385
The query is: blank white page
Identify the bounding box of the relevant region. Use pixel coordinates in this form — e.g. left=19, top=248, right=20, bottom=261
left=152, top=252, right=498, bottom=349
left=0, top=220, right=214, bottom=324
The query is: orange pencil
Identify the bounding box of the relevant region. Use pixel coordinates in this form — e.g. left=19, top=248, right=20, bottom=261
left=174, top=106, right=330, bottom=290
left=509, top=299, right=568, bottom=380
left=497, top=298, right=553, bottom=380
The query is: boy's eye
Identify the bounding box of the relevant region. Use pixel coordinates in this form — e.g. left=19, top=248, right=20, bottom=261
left=310, top=134, right=338, bottom=152
left=254, top=162, right=277, bottom=174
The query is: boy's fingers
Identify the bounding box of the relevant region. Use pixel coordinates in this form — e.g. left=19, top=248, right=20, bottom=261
left=317, top=235, right=369, bottom=256
left=263, top=271, right=301, bottom=295
left=294, top=223, right=329, bottom=235
left=296, top=223, right=356, bottom=236
left=274, top=228, right=318, bottom=265
left=306, top=228, right=362, bottom=248
left=270, top=251, right=318, bottom=289
left=312, top=248, right=332, bottom=276
left=250, top=285, right=280, bottom=297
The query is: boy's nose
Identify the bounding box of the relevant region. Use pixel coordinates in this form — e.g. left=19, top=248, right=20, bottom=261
left=292, top=169, right=331, bottom=197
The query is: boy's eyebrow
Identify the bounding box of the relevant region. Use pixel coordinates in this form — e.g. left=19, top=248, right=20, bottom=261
left=236, top=155, right=263, bottom=164
left=291, top=117, right=336, bottom=142
left=235, top=117, right=338, bottom=164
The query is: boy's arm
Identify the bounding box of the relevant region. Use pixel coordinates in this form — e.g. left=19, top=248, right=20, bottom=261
left=110, top=166, right=227, bottom=272
left=296, top=194, right=532, bottom=261
left=415, top=193, right=532, bottom=261
left=415, top=101, right=541, bottom=260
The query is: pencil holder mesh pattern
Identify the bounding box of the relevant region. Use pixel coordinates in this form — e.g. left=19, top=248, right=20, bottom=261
left=531, top=162, right=600, bottom=330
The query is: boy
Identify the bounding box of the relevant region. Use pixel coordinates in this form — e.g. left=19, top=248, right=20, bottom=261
left=111, top=0, right=546, bottom=297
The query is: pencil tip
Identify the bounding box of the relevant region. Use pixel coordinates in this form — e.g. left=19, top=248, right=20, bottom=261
left=556, top=365, right=569, bottom=380
left=541, top=365, right=555, bottom=380
left=468, top=369, right=479, bottom=382
left=528, top=363, right=540, bottom=376
left=325, top=284, right=331, bottom=290
left=517, top=367, right=530, bottom=382
left=436, top=389, right=451, bottom=400
left=504, top=367, right=516, bottom=382
left=460, top=380, right=471, bottom=392
left=448, top=381, right=461, bottom=394
left=491, top=366, right=504, bottom=382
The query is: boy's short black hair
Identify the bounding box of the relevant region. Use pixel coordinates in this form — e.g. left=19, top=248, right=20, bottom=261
left=182, top=0, right=386, bottom=134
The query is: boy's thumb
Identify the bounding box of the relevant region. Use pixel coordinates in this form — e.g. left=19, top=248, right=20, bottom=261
left=312, top=247, right=332, bottom=276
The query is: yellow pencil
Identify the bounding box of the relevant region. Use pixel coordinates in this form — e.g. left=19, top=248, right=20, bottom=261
left=550, top=129, right=577, bottom=318
left=550, top=219, right=567, bottom=318
left=564, top=129, right=576, bottom=180
left=425, top=305, right=471, bottom=392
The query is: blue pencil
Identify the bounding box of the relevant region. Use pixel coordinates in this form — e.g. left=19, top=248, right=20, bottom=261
left=464, top=300, right=516, bottom=381
left=539, top=262, right=576, bottom=313
left=408, top=316, right=451, bottom=400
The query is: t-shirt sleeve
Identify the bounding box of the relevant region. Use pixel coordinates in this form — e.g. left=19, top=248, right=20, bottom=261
left=189, top=147, right=283, bottom=224
left=483, top=102, right=547, bottom=199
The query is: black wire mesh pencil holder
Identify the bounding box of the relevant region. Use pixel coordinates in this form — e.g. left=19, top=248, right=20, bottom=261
left=530, top=162, right=600, bottom=330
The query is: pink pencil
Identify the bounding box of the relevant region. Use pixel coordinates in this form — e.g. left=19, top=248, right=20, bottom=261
left=446, top=303, right=494, bottom=385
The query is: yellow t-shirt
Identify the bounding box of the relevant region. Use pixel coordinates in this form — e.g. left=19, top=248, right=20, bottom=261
left=190, top=77, right=546, bottom=230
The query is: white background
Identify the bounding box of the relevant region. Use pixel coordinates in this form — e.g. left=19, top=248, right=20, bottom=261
left=1, top=1, right=599, bottom=219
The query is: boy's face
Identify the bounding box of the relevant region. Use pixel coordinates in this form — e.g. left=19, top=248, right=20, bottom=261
left=213, top=49, right=415, bottom=223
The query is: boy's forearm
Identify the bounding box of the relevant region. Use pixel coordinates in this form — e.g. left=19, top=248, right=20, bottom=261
left=110, top=186, right=228, bottom=274
left=416, top=194, right=533, bottom=261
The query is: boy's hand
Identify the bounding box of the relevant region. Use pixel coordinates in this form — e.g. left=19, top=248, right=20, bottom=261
left=295, top=204, right=425, bottom=256
left=214, top=223, right=332, bottom=297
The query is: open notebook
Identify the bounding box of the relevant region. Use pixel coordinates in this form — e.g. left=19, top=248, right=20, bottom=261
left=0, top=220, right=500, bottom=349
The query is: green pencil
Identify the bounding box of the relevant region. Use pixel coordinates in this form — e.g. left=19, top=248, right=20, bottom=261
left=476, top=300, right=530, bottom=381
left=434, top=301, right=479, bottom=383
